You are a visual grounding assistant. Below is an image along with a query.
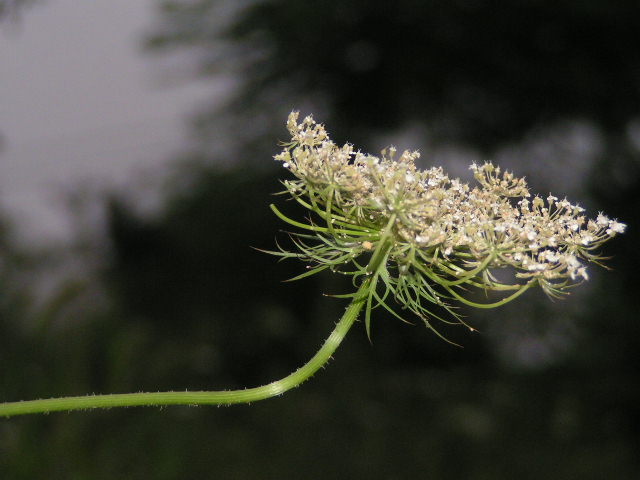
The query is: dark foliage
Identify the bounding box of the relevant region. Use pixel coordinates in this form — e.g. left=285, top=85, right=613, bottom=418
left=1, top=1, right=638, bottom=478
left=149, top=0, right=640, bottom=150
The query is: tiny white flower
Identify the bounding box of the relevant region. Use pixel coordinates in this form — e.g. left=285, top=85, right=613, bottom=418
left=581, top=234, right=594, bottom=246
left=545, top=251, right=560, bottom=263
left=566, top=255, right=581, bottom=268
left=596, top=213, right=609, bottom=226
left=607, top=221, right=626, bottom=234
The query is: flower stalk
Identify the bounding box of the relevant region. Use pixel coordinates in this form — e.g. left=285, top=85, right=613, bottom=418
left=0, top=279, right=371, bottom=417
left=0, top=112, right=625, bottom=417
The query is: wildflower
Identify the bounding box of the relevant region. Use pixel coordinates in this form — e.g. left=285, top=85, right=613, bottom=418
left=0, top=112, right=626, bottom=416
left=271, top=112, right=626, bottom=338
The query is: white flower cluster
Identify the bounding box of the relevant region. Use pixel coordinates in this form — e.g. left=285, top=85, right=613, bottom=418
left=275, top=112, right=625, bottom=296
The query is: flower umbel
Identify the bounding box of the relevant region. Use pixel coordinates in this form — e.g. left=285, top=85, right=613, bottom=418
left=272, top=112, right=626, bottom=339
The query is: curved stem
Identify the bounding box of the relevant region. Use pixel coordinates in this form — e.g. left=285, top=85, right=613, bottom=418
left=0, top=280, right=371, bottom=418
left=442, top=280, right=535, bottom=309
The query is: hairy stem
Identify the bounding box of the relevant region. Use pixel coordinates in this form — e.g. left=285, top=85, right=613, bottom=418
left=0, top=280, right=371, bottom=418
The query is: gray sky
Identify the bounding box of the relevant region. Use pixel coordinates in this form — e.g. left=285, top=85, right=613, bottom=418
left=0, top=0, right=216, bottom=244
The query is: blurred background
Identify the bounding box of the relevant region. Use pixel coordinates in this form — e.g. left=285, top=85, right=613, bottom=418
left=1, top=0, right=638, bottom=478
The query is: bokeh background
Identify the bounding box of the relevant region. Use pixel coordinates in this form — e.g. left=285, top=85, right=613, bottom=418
left=1, top=1, right=639, bottom=478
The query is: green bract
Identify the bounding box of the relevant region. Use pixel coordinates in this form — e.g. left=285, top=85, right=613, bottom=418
left=271, top=112, right=626, bottom=340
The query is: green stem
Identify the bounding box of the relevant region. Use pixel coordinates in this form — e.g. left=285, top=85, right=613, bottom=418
left=442, top=280, right=535, bottom=309
left=367, top=214, right=396, bottom=274
left=0, top=280, right=371, bottom=418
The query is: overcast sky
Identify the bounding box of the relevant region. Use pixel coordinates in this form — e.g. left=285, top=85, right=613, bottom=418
left=0, top=0, right=216, bottom=245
